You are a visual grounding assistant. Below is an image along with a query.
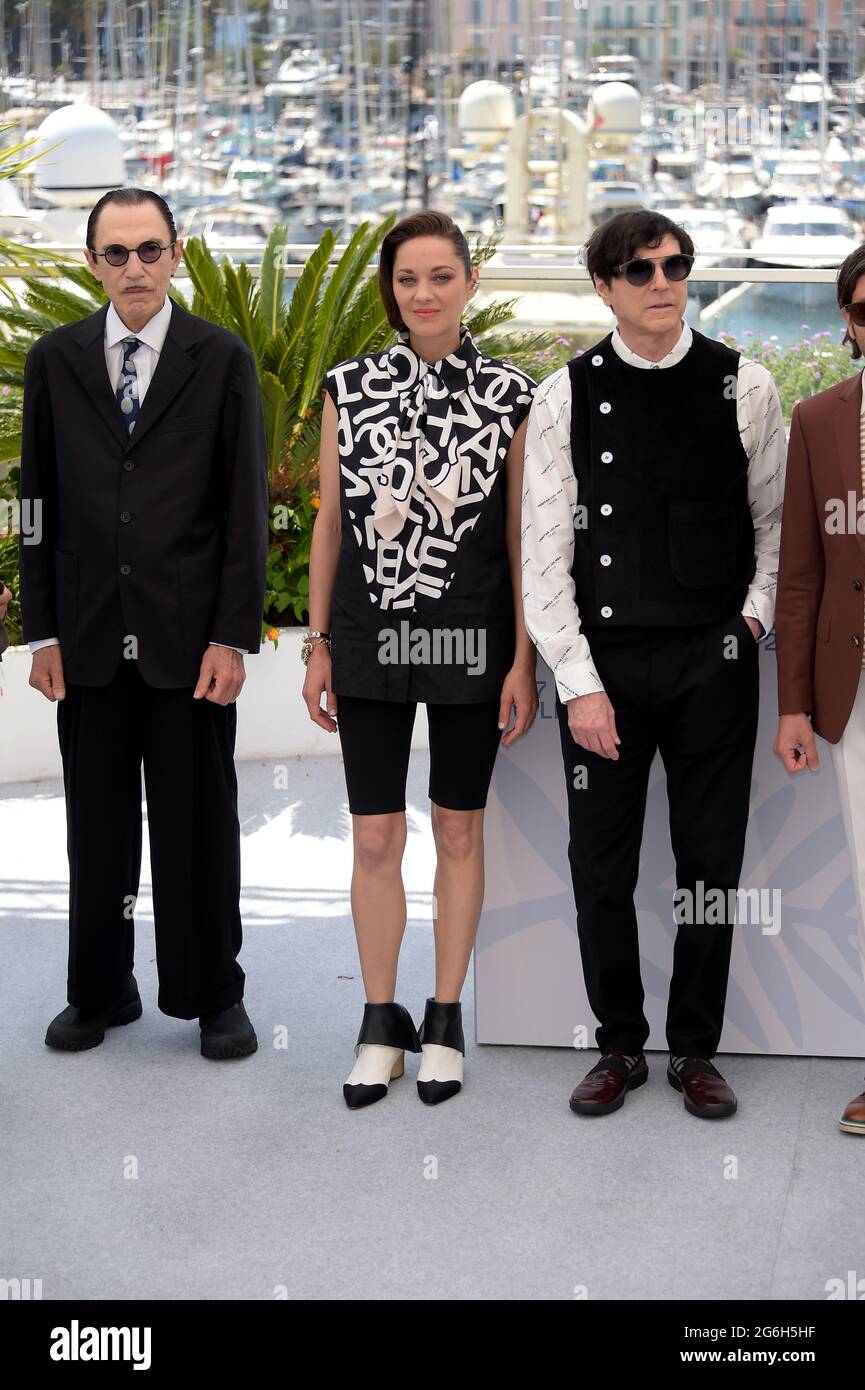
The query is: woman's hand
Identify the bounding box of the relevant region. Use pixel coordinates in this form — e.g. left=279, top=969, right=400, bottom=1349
left=498, top=662, right=539, bottom=747
left=302, top=642, right=338, bottom=732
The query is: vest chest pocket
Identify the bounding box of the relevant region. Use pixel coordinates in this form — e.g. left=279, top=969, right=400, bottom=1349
left=667, top=498, right=738, bottom=590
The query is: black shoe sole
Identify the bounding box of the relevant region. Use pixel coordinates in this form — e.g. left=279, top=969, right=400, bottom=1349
left=569, top=1063, right=648, bottom=1115
left=44, top=998, right=143, bottom=1052
left=667, top=1066, right=737, bottom=1118
left=200, top=1036, right=258, bottom=1061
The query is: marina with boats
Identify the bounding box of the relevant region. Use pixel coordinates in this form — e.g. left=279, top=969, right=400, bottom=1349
left=0, top=1, right=860, bottom=341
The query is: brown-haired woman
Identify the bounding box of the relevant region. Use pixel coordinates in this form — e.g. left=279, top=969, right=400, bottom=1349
left=303, top=211, right=538, bottom=1108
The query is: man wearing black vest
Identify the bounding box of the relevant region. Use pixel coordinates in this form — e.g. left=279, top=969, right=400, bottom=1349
left=522, top=211, right=785, bottom=1118
left=18, top=188, right=269, bottom=1059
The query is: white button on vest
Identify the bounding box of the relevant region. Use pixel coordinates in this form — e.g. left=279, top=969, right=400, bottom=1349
left=600, top=553, right=612, bottom=566
left=601, top=605, right=613, bottom=618
left=591, top=354, right=603, bottom=365
left=599, top=401, right=611, bottom=414
left=601, top=450, right=613, bottom=463
left=600, top=504, right=612, bottom=516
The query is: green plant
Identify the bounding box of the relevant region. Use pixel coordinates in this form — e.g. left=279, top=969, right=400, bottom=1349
left=0, top=527, right=21, bottom=643
left=715, top=327, right=853, bottom=416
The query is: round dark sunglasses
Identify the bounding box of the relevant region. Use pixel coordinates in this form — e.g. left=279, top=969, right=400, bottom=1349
left=844, top=300, right=865, bottom=326
left=90, top=240, right=175, bottom=267
left=614, top=253, right=694, bottom=288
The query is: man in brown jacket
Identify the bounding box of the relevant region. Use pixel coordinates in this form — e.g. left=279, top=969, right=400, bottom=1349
left=774, top=244, right=865, bottom=1134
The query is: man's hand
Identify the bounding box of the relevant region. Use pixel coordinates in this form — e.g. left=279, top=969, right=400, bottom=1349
left=193, top=645, right=245, bottom=704
left=0, top=584, right=11, bottom=620
left=773, top=712, right=820, bottom=774
left=566, top=690, right=620, bottom=760
left=30, top=645, right=66, bottom=701
left=743, top=615, right=762, bottom=641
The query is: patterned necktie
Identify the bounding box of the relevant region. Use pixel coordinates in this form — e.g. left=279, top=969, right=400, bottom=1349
left=116, top=336, right=142, bottom=434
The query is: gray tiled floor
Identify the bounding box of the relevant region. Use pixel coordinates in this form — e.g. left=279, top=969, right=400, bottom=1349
left=2, top=755, right=863, bottom=1300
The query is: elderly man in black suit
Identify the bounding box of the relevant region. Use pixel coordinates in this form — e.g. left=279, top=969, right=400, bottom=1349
left=18, top=187, right=269, bottom=1059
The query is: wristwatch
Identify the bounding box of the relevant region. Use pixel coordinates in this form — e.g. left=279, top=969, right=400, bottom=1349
left=301, top=630, right=331, bottom=665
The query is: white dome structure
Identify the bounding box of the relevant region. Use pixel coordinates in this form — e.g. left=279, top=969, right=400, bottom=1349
left=458, top=81, right=516, bottom=148
left=32, top=105, right=126, bottom=208
left=586, top=82, right=641, bottom=151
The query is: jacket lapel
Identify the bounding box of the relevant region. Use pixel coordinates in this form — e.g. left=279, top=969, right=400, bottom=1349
left=71, top=296, right=200, bottom=453
left=72, top=302, right=130, bottom=449
left=834, top=371, right=864, bottom=549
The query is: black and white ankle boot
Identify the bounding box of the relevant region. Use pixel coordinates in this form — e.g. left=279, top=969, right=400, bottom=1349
left=343, top=1002, right=422, bottom=1110
left=417, top=997, right=465, bottom=1105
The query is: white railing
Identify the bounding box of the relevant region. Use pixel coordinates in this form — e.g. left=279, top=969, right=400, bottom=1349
left=0, top=246, right=843, bottom=287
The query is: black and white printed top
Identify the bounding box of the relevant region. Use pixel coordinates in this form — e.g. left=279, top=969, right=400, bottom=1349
left=323, top=325, right=536, bottom=702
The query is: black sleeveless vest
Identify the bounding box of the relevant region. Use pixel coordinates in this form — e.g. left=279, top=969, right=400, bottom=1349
left=567, top=329, right=755, bottom=627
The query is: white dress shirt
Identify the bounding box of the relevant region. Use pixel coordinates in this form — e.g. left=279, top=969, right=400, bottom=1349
left=521, top=319, right=786, bottom=702
left=30, top=296, right=246, bottom=657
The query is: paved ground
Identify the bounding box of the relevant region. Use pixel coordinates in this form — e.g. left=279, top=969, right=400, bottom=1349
left=2, top=755, right=864, bottom=1300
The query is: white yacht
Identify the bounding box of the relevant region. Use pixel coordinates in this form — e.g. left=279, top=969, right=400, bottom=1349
left=653, top=206, right=748, bottom=269
left=748, top=202, right=862, bottom=269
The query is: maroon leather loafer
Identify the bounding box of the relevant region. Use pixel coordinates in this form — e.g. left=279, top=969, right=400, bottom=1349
left=569, top=1052, right=648, bottom=1115
left=838, top=1082, right=865, bottom=1135
left=667, top=1057, right=737, bottom=1118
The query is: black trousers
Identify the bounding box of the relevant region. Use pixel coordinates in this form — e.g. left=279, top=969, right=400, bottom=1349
left=556, top=614, right=759, bottom=1058
left=57, top=655, right=245, bottom=1019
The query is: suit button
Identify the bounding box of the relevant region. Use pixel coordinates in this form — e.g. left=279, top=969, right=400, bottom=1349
left=600, top=553, right=612, bottom=566
left=599, top=401, right=611, bottom=414
left=123, top=461, right=134, bottom=471
left=600, top=504, right=612, bottom=516
left=601, top=451, right=613, bottom=463
left=120, top=564, right=132, bottom=576
left=854, top=579, right=863, bottom=591
left=600, top=605, right=613, bottom=618
left=591, top=354, right=604, bottom=366
left=853, top=635, right=861, bottom=647
left=120, top=511, right=132, bottom=523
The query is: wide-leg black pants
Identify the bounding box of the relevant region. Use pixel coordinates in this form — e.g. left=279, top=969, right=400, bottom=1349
left=57, top=656, right=245, bottom=1019
left=556, top=614, right=759, bottom=1058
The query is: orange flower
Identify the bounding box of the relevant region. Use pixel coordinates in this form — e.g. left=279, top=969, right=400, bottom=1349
left=310, top=492, right=320, bottom=511
left=266, top=627, right=279, bottom=642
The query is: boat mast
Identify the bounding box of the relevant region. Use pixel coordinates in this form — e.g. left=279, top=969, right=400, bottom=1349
left=817, top=0, right=827, bottom=196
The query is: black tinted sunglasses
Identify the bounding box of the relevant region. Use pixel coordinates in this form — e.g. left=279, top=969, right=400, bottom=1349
left=90, top=240, right=175, bottom=267
left=614, top=253, right=694, bottom=288
left=845, top=300, right=865, bottom=326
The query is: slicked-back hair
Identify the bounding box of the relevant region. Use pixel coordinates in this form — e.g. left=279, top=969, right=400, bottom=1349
left=86, top=188, right=177, bottom=253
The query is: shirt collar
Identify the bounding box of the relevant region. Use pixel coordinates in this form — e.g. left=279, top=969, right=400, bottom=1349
left=611, top=319, right=691, bottom=369
left=106, top=294, right=173, bottom=351
left=392, top=323, right=480, bottom=397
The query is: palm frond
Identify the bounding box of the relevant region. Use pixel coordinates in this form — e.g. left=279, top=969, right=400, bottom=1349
left=222, top=258, right=265, bottom=358
left=179, top=235, right=231, bottom=326
left=258, top=223, right=288, bottom=338
left=281, top=229, right=335, bottom=363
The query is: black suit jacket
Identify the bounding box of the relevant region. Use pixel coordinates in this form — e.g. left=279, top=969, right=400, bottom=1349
left=18, top=296, right=270, bottom=687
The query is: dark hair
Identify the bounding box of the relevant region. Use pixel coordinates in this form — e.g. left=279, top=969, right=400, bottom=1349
left=584, top=209, right=694, bottom=286
left=86, top=188, right=177, bottom=253
left=378, top=210, right=472, bottom=331
left=837, top=244, right=865, bottom=360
